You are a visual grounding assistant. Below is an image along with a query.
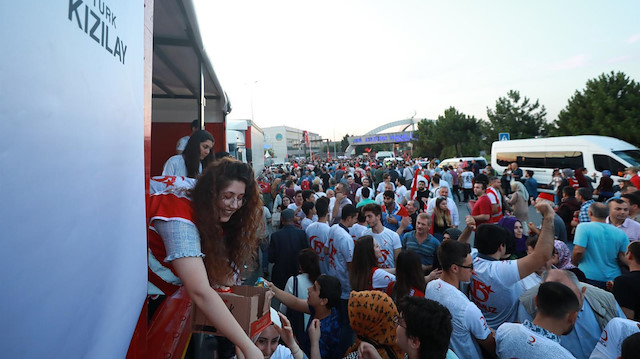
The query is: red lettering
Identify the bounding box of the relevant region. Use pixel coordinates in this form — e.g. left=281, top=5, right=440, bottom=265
left=470, top=279, right=494, bottom=303
left=309, top=236, right=324, bottom=254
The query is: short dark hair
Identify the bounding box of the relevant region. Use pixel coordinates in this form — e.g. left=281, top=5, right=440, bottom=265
left=397, top=177, right=405, bottom=186
left=341, top=204, right=358, bottom=219
left=190, top=119, right=200, bottom=129
left=474, top=224, right=510, bottom=255
left=577, top=187, right=592, bottom=201
left=302, top=189, right=314, bottom=201
left=526, top=170, right=534, bottom=177
left=316, top=275, right=341, bottom=309
left=315, top=197, right=330, bottom=217
left=437, top=240, right=471, bottom=271
left=295, top=190, right=303, bottom=198
left=622, top=332, right=640, bottom=359
left=361, top=186, right=370, bottom=198
left=562, top=186, right=576, bottom=197
left=398, top=297, right=452, bottom=359
left=474, top=181, right=487, bottom=190
left=536, top=282, right=580, bottom=319
left=357, top=207, right=366, bottom=223
left=302, top=201, right=315, bottom=216
left=312, top=183, right=321, bottom=192
left=362, top=203, right=382, bottom=217
left=383, top=190, right=395, bottom=200
left=622, top=192, right=640, bottom=207
left=628, top=241, right=640, bottom=265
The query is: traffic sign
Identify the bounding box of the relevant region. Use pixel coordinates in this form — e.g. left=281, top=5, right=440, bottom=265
left=499, top=133, right=510, bottom=141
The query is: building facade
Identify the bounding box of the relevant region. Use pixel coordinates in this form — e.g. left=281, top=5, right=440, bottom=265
left=263, top=126, right=322, bottom=164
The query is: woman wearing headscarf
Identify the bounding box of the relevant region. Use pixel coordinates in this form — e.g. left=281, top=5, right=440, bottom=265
left=553, top=240, right=587, bottom=282
left=508, top=181, right=529, bottom=226
left=497, top=216, right=528, bottom=259
left=343, top=291, right=404, bottom=359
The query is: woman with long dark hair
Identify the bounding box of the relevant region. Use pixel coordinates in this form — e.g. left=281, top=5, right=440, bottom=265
left=148, top=157, right=264, bottom=358
left=385, top=250, right=427, bottom=302
left=350, top=235, right=396, bottom=291
left=162, top=129, right=215, bottom=178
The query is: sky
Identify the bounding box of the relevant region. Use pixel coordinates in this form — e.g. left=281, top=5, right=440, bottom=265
left=194, top=0, right=640, bottom=142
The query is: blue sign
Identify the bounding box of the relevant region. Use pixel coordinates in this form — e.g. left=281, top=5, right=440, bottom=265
left=499, top=133, right=510, bottom=141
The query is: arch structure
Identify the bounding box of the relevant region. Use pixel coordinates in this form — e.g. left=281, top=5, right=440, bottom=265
left=345, top=117, right=426, bottom=156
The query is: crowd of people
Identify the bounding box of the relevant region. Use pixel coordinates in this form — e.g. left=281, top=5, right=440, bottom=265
left=151, top=129, right=640, bottom=359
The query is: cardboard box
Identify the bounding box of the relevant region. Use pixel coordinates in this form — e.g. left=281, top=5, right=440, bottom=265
left=192, top=285, right=272, bottom=338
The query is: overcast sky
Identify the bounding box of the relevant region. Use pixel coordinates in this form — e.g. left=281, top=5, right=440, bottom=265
left=195, top=0, right=640, bottom=141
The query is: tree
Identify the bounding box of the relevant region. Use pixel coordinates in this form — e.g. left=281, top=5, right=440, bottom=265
left=486, top=90, right=547, bottom=142
left=341, top=134, right=350, bottom=152
left=435, top=107, right=484, bottom=157
left=550, top=71, right=640, bottom=146
left=414, top=119, right=442, bottom=158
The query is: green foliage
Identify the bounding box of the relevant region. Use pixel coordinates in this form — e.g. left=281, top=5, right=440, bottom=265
left=486, top=90, right=547, bottom=141
left=341, top=134, right=350, bottom=152
left=550, top=71, right=640, bottom=146
left=414, top=107, right=484, bottom=158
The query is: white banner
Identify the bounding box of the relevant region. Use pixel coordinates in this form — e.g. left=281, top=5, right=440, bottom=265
left=0, top=1, right=146, bottom=358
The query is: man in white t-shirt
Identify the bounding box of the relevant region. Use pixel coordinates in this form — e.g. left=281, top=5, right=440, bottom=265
left=376, top=173, right=395, bottom=195
left=175, top=119, right=199, bottom=154
left=425, top=186, right=460, bottom=227
left=306, top=197, right=331, bottom=274
left=374, top=182, right=393, bottom=206
left=460, top=200, right=557, bottom=329
left=486, top=176, right=504, bottom=224
left=460, top=167, right=475, bottom=202
left=496, top=281, right=579, bottom=359
left=354, top=177, right=374, bottom=203
left=425, top=240, right=494, bottom=359
left=590, top=317, right=640, bottom=359
left=361, top=203, right=401, bottom=268
left=349, top=208, right=368, bottom=242
left=395, top=177, right=408, bottom=206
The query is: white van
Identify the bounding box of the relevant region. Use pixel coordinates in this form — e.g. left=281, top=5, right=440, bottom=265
left=438, top=157, right=487, bottom=169
left=376, top=151, right=397, bottom=162
left=491, top=135, right=640, bottom=190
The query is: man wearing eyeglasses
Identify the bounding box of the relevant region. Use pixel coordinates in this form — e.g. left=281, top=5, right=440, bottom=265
left=425, top=240, right=495, bottom=359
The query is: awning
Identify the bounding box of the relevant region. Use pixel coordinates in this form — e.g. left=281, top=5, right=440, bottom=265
left=152, top=0, right=230, bottom=114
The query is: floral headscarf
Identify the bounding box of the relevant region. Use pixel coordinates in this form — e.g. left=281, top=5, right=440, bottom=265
left=554, top=240, right=576, bottom=269
left=347, top=291, right=404, bottom=359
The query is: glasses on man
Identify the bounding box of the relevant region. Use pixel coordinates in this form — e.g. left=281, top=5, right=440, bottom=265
left=392, top=315, right=406, bottom=329
left=456, top=262, right=474, bottom=270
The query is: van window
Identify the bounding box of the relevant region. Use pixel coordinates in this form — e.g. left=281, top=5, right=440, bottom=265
left=613, top=150, right=640, bottom=167
left=593, top=154, right=626, bottom=174
left=495, top=152, right=583, bottom=169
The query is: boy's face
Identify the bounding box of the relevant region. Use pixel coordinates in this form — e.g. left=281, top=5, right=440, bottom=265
left=307, top=281, right=323, bottom=307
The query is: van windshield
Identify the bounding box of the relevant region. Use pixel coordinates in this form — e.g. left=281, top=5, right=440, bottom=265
left=613, top=150, right=640, bottom=166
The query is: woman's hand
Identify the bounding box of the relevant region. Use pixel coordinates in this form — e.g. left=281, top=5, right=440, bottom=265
left=274, top=312, right=296, bottom=349
left=358, top=342, right=383, bottom=359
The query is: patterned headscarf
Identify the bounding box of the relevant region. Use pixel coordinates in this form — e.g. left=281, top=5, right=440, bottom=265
left=554, top=240, right=576, bottom=269
left=346, top=291, right=404, bottom=359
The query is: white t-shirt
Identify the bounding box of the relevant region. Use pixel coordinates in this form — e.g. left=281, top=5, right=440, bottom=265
left=496, top=321, right=576, bottom=359
left=328, top=197, right=352, bottom=223
left=363, top=227, right=402, bottom=268
left=162, top=154, right=201, bottom=177
left=425, top=196, right=460, bottom=226
left=425, top=279, right=491, bottom=359
left=376, top=181, right=395, bottom=194
left=374, top=192, right=385, bottom=206
left=590, top=317, right=640, bottom=359
left=349, top=223, right=368, bottom=242
left=280, top=273, right=312, bottom=329
left=461, top=171, right=475, bottom=189
left=306, top=222, right=331, bottom=274
left=469, top=249, right=522, bottom=329
left=176, top=135, right=189, bottom=152
left=301, top=217, right=314, bottom=231
left=327, top=224, right=354, bottom=299
left=372, top=268, right=396, bottom=290
left=355, top=186, right=374, bottom=202
left=395, top=185, right=408, bottom=205
left=519, top=272, right=542, bottom=293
